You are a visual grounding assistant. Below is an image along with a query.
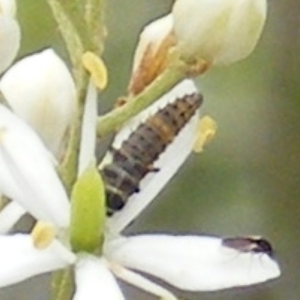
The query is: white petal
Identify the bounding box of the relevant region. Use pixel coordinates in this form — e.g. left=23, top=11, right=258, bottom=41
left=105, top=80, right=200, bottom=233
left=0, top=234, right=75, bottom=288
left=0, top=201, right=26, bottom=233
left=0, top=48, right=76, bottom=156
left=172, top=0, right=267, bottom=65
left=0, top=0, right=17, bottom=17
left=109, top=263, right=177, bottom=300
left=74, top=256, right=125, bottom=300
left=78, top=81, right=97, bottom=176
left=106, top=235, right=280, bottom=291
left=0, top=105, right=70, bottom=227
left=0, top=16, right=20, bottom=74
left=215, top=0, right=267, bottom=65
left=131, top=14, right=173, bottom=74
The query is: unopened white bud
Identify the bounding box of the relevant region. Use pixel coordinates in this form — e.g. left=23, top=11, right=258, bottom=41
left=131, top=14, right=173, bottom=74
left=172, top=0, right=267, bottom=66
left=128, top=14, right=175, bottom=95
left=0, top=49, right=76, bottom=157
left=0, top=0, right=20, bottom=74
left=0, top=0, right=17, bottom=17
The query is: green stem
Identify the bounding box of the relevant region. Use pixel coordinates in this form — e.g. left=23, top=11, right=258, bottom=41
left=96, top=61, right=188, bottom=137
left=46, top=0, right=84, bottom=73
left=52, top=268, right=74, bottom=300
left=59, top=78, right=89, bottom=194
left=47, top=0, right=94, bottom=192
left=85, top=0, right=106, bottom=54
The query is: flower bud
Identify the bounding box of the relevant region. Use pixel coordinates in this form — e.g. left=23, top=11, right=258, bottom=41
left=172, top=0, right=267, bottom=66
left=128, top=14, right=175, bottom=95
left=0, top=49, right=76, bottom=157
left=0, top=0, right=20, bottom=74
left=0, top=0, right=16, bottom=17
left=0, top=0, right=17, bottom=18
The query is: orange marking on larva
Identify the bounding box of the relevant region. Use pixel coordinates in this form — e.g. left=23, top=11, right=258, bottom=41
left=146, top=114, right=176, bottom=144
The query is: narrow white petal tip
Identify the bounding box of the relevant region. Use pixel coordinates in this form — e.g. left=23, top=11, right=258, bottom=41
left=78, top=82, right=97, bottom=176
left=107, top=235, right=280, bottom=292
left=0, top=201, right=26, bottom=233
left=220, top=236, right=281, bottom=283
left=0, top=48, right=76, bottom=156
left=0, top=105, right=70, bottom=227
left=0, top=235, right=75, bottom=288
left=74, top=256, right=125, bottom=300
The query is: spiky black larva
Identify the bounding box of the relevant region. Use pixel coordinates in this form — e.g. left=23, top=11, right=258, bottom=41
left=101, top=93, right=203, bottom=215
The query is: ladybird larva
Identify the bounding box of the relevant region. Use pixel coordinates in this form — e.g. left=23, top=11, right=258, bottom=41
left=101, top=93, right=203, bottom=215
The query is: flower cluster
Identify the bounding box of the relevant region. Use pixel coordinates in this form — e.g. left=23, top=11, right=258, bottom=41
left=129, top=0, right=267, bottom=94
left=0, top=0, right=280, bottom=300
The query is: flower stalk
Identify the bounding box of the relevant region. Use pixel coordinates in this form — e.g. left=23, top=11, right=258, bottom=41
left=52, top=268, right=74, bottom=300
left=84, top=0, right=106, bottom=54
left=46, top=0, right=87, bottom=191
left=46, top=0, right=107, bottom=191
left=59, top=79, right=88, bottom=193
left=96, top=56, right=208, bottom=137
left=46, top=0, right=85, bottom=78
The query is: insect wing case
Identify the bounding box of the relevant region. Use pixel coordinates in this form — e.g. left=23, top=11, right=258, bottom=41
left=100, top=80, right=202, bottom=233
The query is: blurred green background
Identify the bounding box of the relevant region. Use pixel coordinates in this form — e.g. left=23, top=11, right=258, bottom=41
left=3, top=0, right=300, bottom=299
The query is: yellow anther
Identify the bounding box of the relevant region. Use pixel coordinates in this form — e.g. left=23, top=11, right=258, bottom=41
left=31, top=221, right=56, bottom=249
left=193, top=115, right=217, bottom=153
left=82, top=51, right=108, bottom=90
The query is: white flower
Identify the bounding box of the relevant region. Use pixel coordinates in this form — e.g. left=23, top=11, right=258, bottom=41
left=0, top=0, right=20, bottom=74
left=172, top=0, right=267, bottom=66
left=0, top=229, right=280, bottom=299
left=0, top=49, right=76, bottom=157
left=0, top=80, right=280, bottom=299
left=0, top=63, right=95, bottom=233
left=129, top=0, right=267, bottom=92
